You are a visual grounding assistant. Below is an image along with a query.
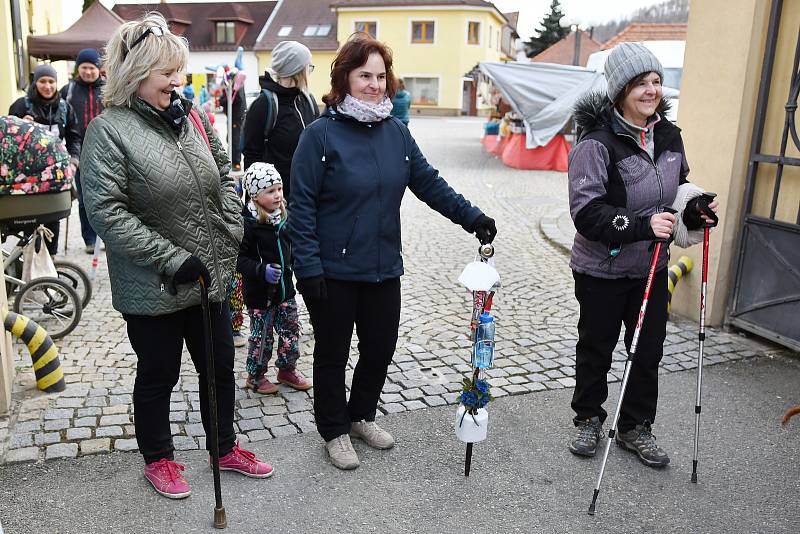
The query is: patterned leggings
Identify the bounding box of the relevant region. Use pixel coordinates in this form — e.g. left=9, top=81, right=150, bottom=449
left=228, top=272, right=244, bottom=334
left=246, top=299, right=301, bottom=380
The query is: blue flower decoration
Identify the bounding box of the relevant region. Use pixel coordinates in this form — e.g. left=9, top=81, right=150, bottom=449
left=475, top=379, right=490, bottom=395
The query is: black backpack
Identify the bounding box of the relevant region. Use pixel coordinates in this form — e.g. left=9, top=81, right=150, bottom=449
left=241, top=88, right=318, bottom=151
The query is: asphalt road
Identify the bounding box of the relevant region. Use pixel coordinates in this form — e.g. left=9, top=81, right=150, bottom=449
left=1, top=353, right=799, bottom=534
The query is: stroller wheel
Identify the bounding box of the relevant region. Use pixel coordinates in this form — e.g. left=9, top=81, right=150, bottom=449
left=13, top=276, right=82, bottom=339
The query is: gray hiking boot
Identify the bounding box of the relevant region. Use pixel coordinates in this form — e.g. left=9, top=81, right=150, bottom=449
left=615, top=422, right=670, bottom=468
left=325, top=434, right=360, bottom=470
left=350, top=420, right=395, bottom=450
left=569, top=416, right=605, bottom=458
left=569, top=416, right=604, bottom=457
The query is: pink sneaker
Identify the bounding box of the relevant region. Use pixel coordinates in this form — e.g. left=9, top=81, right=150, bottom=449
left=244, top=376, right=279, bottom=394
left=277, top=368, right=312, bottom=391
left=215, top=442, right=274, bottom=478
left=144, top=458, right=191, bottom=499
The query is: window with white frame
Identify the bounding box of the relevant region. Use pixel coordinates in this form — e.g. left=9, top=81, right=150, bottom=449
left=355, top=21, right=377, bottom=37
left=316, top=24, right=332, bottom=36
left=411, top=21, right=435, bottom=44
left=303, top=25, right=318, bottom=36
left=467, top=21, right=480, bottom=45
left=488, top=25, right=493, bottom=48
left=277, top=25, right=292, bottom=37
left=404, top=77, right=439, bottom=105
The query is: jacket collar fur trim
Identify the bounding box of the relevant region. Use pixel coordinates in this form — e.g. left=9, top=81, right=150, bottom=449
left=573, top=91, right=676, bottom=143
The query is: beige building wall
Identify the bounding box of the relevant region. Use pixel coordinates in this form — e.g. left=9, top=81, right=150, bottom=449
left=671, top=0, right=786, bottom=325
left=335, top=8, right=505, bottom=114
left=1, top=277, right=15, bottom=414
left=0, top=0, right=69, bottom=112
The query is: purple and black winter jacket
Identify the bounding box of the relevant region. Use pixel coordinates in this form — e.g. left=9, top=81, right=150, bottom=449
left=568, top=93, right=690, bottom=279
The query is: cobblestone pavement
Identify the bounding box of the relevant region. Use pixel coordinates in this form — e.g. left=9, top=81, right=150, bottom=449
left=0, top=117, right=786, bottom=464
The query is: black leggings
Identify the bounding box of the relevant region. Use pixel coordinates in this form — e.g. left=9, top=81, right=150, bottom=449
left=305, top=278, right=401, bottom=442
left=125, top=301, right=236, bottom=464
left=571, top=269, right=669, bottom=432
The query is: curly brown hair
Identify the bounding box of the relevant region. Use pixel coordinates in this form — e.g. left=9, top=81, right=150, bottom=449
left=323, top=33, right=397, bottom=106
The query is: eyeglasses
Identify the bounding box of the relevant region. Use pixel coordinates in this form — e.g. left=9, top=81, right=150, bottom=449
left=308, top=64, right=316, bottom=73
left=127, top=25, right=167, bottom=54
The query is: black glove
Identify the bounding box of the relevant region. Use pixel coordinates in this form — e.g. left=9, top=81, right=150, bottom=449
left=297, top=276, right=327, bottom=300
left=682, top=197, right=704, bottom=230
left=172, top=255, right=211, bottom=292
left=470, top=215, right=497, bottom=245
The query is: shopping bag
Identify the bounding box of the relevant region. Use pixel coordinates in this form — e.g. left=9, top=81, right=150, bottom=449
left=21, top=225, right=57, bottom=282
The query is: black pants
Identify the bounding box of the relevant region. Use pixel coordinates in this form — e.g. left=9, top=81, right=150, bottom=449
left=75, top=169, right=97, bottom=247
left=571, top=269, right=669, bottom=432
left=305, top=278, right=401, bottom=442
left=125, top=302, right=236, bottom=464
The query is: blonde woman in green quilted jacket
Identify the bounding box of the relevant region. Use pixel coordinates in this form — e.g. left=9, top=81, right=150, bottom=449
left=80, top=13, right=272, bottom=500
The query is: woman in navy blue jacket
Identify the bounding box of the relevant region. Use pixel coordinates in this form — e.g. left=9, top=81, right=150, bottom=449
left=288, top=34, right=496, bottom=470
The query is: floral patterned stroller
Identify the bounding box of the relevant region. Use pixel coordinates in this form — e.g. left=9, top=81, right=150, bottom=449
left=1, top=115, right=83, bottom=338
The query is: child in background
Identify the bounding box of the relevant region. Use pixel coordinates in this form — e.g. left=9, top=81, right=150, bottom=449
left=237, top=162, right=311, bottom=394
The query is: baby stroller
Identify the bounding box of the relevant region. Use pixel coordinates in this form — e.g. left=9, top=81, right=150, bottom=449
left=1, top=115, right=83, bottom=338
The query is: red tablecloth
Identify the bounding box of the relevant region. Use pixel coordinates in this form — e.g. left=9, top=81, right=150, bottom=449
left=500, top=133, right=570, bottom=171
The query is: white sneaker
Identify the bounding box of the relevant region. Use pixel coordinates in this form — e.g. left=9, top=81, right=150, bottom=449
left=325, top=434, right=360, bottom=470
left=350, top=420, right=395, bottom=450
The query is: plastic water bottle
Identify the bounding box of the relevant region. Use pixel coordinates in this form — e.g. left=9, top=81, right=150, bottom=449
left=472, top=312, right=495, bottom=369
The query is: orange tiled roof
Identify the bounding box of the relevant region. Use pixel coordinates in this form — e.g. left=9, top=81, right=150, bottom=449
left=532, top=31, right=603, bottom=67
left=602, top=22, right=687, bottom=49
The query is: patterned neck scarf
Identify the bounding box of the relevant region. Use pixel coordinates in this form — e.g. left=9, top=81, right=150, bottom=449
left=337, top=94, right=393, bottom=123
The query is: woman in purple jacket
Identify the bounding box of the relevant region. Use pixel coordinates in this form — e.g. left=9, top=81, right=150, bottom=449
left=566, top=43, right=717, bottom=468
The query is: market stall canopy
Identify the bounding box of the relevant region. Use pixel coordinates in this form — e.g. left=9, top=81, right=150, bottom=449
left=27, top=2, right=124, bottom=61
left=479, top=61, right=678, bottom=149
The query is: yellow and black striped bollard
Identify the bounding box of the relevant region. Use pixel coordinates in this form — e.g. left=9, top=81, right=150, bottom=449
left=2, top=308, right=66, bottom=392
left=668, top=255, right=693, bottom=314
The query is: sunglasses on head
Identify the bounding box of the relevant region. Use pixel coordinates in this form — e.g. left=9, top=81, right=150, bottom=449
left=126, top=25, right=167, bottom=55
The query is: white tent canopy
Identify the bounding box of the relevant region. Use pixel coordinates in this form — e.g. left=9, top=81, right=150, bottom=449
left=479, top=61, right=679, bottom=149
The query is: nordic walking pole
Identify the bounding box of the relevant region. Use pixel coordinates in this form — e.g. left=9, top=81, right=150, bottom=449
left=199, top=275, right=227, bottom=529
left=588, top=208, right=676, bottom=516
left=691, top=193, right=718, bottom=484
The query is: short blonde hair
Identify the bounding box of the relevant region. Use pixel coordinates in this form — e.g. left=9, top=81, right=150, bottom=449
left=103, top=12, right=189, bottom=108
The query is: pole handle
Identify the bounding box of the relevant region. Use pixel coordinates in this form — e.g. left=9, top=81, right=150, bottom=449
left=697, top=192, right=719, bottom=227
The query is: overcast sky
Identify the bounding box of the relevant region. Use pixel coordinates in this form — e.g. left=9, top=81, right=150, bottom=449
left=65, top=0, right=668, bottom=41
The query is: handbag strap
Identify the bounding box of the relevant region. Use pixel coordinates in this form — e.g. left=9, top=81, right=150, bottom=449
left=188, top=108, right=211, bottom=152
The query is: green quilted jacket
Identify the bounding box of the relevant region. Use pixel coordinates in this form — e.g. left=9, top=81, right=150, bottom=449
left=80, top=98, right=243, bottom=315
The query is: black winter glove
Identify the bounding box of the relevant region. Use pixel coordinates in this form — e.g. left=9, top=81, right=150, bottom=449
left=297, top=276, right=327, bottom=300
left=470, top=215, right=497, bottom=245
left=172, top=255, right=211, bottom=292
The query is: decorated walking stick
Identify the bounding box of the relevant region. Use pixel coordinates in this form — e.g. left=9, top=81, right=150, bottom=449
left=456, top=243, right=499, bottom=476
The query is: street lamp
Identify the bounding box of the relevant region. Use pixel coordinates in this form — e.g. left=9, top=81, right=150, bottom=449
left=560, top=15, right=590, bottom=66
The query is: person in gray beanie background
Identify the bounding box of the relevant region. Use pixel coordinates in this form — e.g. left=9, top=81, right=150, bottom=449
left=242, top=40, right=319, bottom=202
left=8, top=63, right=82, bottom=255
left=565, top=41, right=718, bottom=468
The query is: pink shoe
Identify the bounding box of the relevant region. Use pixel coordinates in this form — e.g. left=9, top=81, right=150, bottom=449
left=216, top=442, right=274, bottom=478
left=244, top=376, right=279, bottom=394
left=277, top=368, right=312, bottom=391
left=144, top=458, right=191, bottom=499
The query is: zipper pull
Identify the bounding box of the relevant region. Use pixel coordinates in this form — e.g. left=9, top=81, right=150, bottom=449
left=176, top=140, right=183, bottom=150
